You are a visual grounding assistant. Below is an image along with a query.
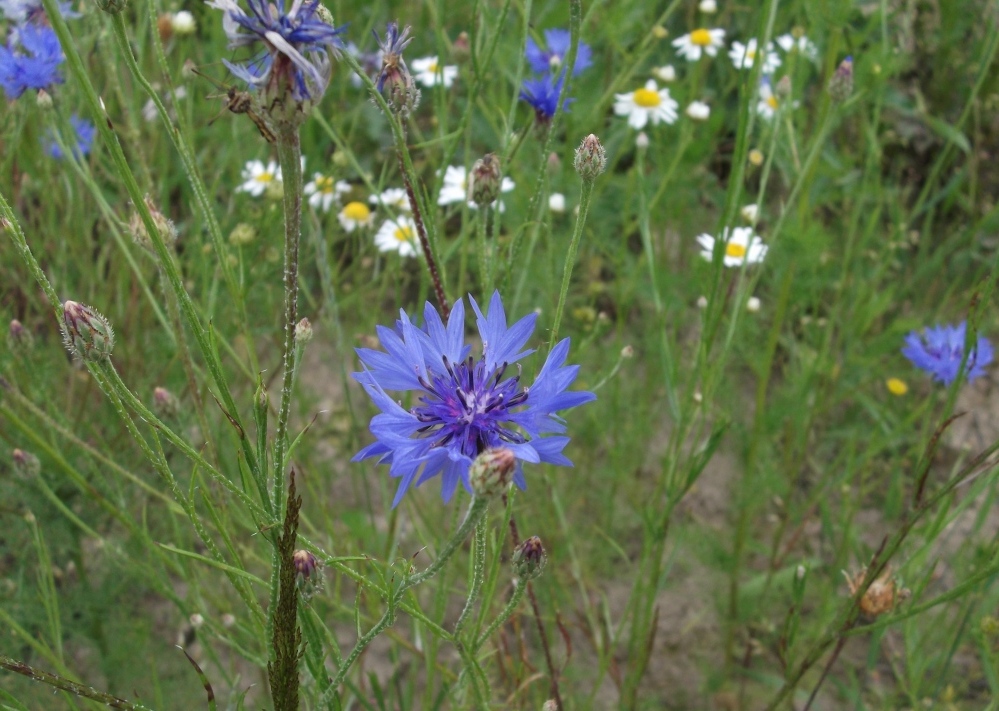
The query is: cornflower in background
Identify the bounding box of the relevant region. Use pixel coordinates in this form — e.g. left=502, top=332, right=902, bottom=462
left=207, top=0, right=344, bottom=105
left=369, top=187, right=411, bottom=212
left=0, top=0, right=77, bottom=23
left=373, top=215, right=420, bottom=257
left=613, top=79, right=678, bottom=129
left=237, top=159, right=281, bottom=196
left=520, top=72, right=573, bottom=124
left=902, top=322, right=993, bottom=385
left=411, top=56, right=457, bottom=88
left=304, top=173, right=350, bottom=212
left=0, top=23, right=63, bottom=99
left=525, top=28, right=592, bottom=76
left=438, top=165, right=514, bottom=211
left=337, top=201, right=374, bottom=231
left=45, top=114, right=94, bottom=159
left=352, top=293, right=595, bottom=505
left=729, top=38, right=781, bottom=73
left=776, top=32, right=818, bottom=62
left=697, top=227, right=767, bottom=266
left=672, top=28, right=725, bottom=61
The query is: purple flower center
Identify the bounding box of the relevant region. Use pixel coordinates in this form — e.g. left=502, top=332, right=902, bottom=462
left=413, top=356, right=529, bottom=458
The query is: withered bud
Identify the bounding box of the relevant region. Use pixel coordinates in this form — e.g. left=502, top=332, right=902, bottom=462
left=512, top=536, right=546, bottom=581
left=469, top=153, right=503, bottom=207
left=828, top=56, right=854, bottom=103
left=843, top=566, right=910, bottom=619
left=129, top=196, right=177, bottom=254
left=8, top=319, right=34, bottom=355
left=12, top=448, right=41, bottom=479
left=157, top=13, right=173, bottom=41
left=469, top=448, right=515, bottom=499
left=452, top=32, right=471, bottom=63
left=152, top=387, right=181, bottom=419
left=61, top=301, right=114, bottom=362
left=295, top=317, right=314, bottom=345
left=573, top=134, right=606, bottom=182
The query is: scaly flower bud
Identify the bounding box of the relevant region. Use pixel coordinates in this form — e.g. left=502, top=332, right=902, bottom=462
left=469, top=448, right=516, bottom=499
left=452, top=32, right=471, bottom=63
left=843, top=566, right=910, bottom=619
left=129, top=196, right=177, bottom=254
left=468, top=154, right=503, bottom=207
left=512, top=536, right=546, bottom=581
left=293, top=549, right=319, bottom=582
left=61, top=301, right=114, bottom=362
left=828, top=56, right=854, bottom=103
left=36, top=89, right=53, bottom=110
left=573, top=134, right=606, bottom=182
left=374, top=22, right=420, bottom=117
left=152, top=387, right=181, bottom=419
left=8, top=319, right=34, bottom=356
left=12, top=448, right=41, bottom=479
left=94, top=0, right=128, bottom=15
left=295, top=317, right=314, bottom=345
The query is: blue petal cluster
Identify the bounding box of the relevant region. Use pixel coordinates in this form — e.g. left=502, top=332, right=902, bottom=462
left=0, top=23, right=63, bottom=99
left=0, top=0, right=77, bottom=25
left=46, top=114, right=95, bottom=159
left=902, top=321, right=993, bottom=385
left=519, top=73, right=573, bottom=122
left=207, top=0, right=345, bottom=101
left=353, top=292, right=595, bottom=506
left=525, top=29, right=592, bottom=76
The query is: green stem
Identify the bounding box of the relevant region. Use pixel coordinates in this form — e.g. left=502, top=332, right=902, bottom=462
left=0, top=656, right=153, bottom=711
left=454, top=518, right=488, bottom=638
left=474, top=579, right=527, bottom=649
left=549, top=178, right=594, bottom=351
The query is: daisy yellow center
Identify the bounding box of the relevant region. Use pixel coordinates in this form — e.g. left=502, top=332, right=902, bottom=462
left=343, top=202, right=370, bottom=221
left=316, top=176, right=334, bottom=193
left=633, top=88, right=662, bottom=108
left=725, top=243, right=747, bottom=259
left=257, top=172, right=274, bottom=183
left=690, top=29, right=713, bottom=46
left=766, top=95, right=779, bottom=110
left=426, top=61, right=439, bottom=73
left=746, top=47, right=757, bottom=59
left=394, top=226, right=414, bottom=242
left=886, top=378, right=908, bottom=396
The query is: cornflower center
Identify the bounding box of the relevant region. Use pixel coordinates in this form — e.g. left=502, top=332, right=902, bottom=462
left=633, top=88, right=662, bottom=108
left=690, top=29, right=713, bottom=46
left=393, top=225, right=414, bottom=242
left=343, top=201, right=370, bottom=221
left=725, top=242, right=747, bottom=259
left=412, top=356, right=530, bottom=458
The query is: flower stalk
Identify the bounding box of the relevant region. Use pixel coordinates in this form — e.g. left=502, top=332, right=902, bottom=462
left=268, top=474, right=304, bottom=711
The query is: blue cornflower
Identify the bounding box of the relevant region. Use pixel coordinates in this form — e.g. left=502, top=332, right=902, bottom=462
left=525, top=28, right=592, bottom=76
left=207, top=0, right=345, bottom=101
left=353, top=292, right=595, bottom=506
left=0, top=23, right=63, bottom=99
left=902, top=321, right=993, bottom=385
left=520, top=72, right=573, bottom=122
left=46, top=114, right=95, bottom=159
left=0, top=0, right=78, bottom=24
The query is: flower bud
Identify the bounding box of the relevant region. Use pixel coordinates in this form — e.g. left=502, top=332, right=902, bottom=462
left=635, top=132, right=649, bottom=150
left=652, top=65, right=676, bottom=82
left=776, top=76, right=792, bottom=98
left=685, top=101, right=710, bottom=121
left=228, top=222, right=257, bottom=247
left=621, top=345, right=634, bottom=359
left=468, top=153, right=503, bottom=207
left=740, top=204, right=759, bottom=223
left=828, top=56, right=854, bottom=103
left=546, top=151, right=561, bottom=174
left=452, top=31, right=471, bottom=64
left=512, top=536, right=546, bottom=581
left=152, top=386, right=180, bottom=419
left=469, top=448, right=516, bottom=499
left=293, top=549, right=319, bottom=581
left=36, top=89, right=53, bottom=110
left=157, top=13, right=173, bottom=41
left=12, top=448, right=41, bottom=479
left=94, top=0, right=128, bottom=15
left=61, top=301, right=114, bottom=362
left=748, top=148, right=764, bottom=166
left=698, top=0, right=717, bottom=12
left=295, top=317, right=314, bottom=345
left=8, top=319, right=34, bottom=356
left=548, top=193, right=566, bottom=213
left=573, top=134, right=606, bottom=182
left=542, top=701, right=559, bottom=711
left=170, top=10, right=196, bottom=35
left=129, top=196, right=177, bottom=254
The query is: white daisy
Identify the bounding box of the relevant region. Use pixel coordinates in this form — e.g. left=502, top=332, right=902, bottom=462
left=337, top=201, right=375, bottom=232
left=756, top=80, right=796, bottom=120
left=746, top=296, right=761, bottom=312
left=369, top=187, right=411, bottom=212
left=776, top=33, right=819, bottom=62
left=729, top=39, right=781, bottom=73
left=686, top=101, right=711, bottom=121
left=672, top=28, right=726, bottom=61
left=437, top=166, right=514, bottom=210
left=304, top=173, right=351, bottom=212
left=411, top=56, right=458, bottom=88
left=549, top=193, right=566, bottom=213
left=614, top=79, right=679, bottom=130
left=697, top=227, right=767, bottom=267
left=374, top=215, right=421, bottom=258
left=698, top=0, right=717, bottom=12
left=652, top=64, right=676, bottom=82
left=170, top=10, right=196, bottom=35
left=238, top=159, right=281, bottom=196
left=740, top=203, right=759, bottom=223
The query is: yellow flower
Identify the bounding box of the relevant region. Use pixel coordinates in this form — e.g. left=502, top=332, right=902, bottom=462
left=886, top=378, right=908, bottom=396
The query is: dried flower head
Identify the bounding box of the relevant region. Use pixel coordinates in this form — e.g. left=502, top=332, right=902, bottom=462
left=843, top=566, right=910, bottom=619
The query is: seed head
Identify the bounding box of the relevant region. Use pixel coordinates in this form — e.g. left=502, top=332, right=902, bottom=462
left=469, top=154, right=503, bottom=207
left=512, top=535, right=546, bottom=581
left=12, top=449, right=41, bottom=479
left=573, top=134, right=606, bottom=182
left=828, top=56, right=854, bottom=103
left=61, top=301, right=114, bottom=362
left=469, top=448, right=516, bottom=500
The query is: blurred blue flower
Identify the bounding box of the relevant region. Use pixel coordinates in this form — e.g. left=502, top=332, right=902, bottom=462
left=0, top=23, right=63, bottom=99
left=207, top=0, right=345, bottom=101
left=46, top=114, right=95, bottom=159
left=525, top=28, right=591, bottom=76
left=902, top=321, right=993, bottom=385
left=353, top=292, right=595, bottom=506
left=0, top=0, right=78, bottom=24
left=520, top=72, right=573, bottom=122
